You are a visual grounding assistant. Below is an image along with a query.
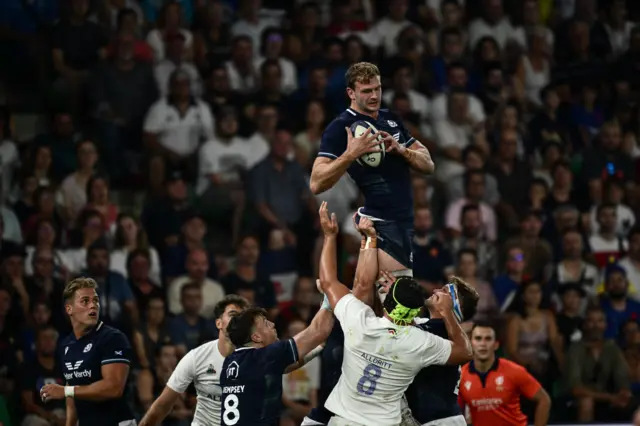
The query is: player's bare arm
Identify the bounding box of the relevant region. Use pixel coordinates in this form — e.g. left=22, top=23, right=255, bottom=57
left=42, top=363, right=129, bottom=402
left=65, top=396, right=77, bottom=426
left=531, top=387, right=551, bottom=426
left=380, top=132, right=435, bottom=174
left=317, top=202, right=351, bottom=308
left=139, top=386, right=182, bottom=426
left=310, top=127, right=380, bottom=194
left=352, top=216, right=379, bottom=307
left=431, top=292, right=473, bottom=365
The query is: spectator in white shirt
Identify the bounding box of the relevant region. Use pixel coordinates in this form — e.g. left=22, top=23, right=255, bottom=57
left=589, top=179, right=635, bottom=237
left=226, top=35, right=258, bottom=94
left=197, top=107, right=254, bottom=245
left=363, top=0, right=412, bottom=57
left=167, top=248, right=225, bottom=318
left=143, top=69, right=215, bottom=183
left=110, top=213, right=162, bottom=284
left=430, top=62, right=486, bottom=124
left=245, top=104, right=278, bottom=166
left=619, top=227, right=640, bottom=300
left=146, top=2, right=193, bottom=62
left=154, top=31, right=202, bottom=97
left=231, top=0, right=277, bottom=56
left=383, top=62, right=430, bottom=123
left=468, top=0, right=525, bottom=50
left=254, top=28, right=298, bottom=94
left=434, top=89, right=487, bottom=182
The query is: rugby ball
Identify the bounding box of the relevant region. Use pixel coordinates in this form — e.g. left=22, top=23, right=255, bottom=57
left=350, top=120, right=385, bottom=168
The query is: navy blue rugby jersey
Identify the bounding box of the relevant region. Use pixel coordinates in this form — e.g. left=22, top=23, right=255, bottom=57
left=405, top=318, right=462, bottom=424
left=318, top=108, right=416, bottom=221
left=58, top=321, right=134, bottom=426
left=221, top=339, right=299, bottom=426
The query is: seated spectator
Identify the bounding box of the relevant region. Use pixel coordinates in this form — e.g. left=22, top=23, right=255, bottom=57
left=504, top=211, right=553, bottom=281
left=82, top=176, right=119, bottom=234
left=12, top=175, right=39, bottom=225
left=33, top=112, right=82, bottom=182
left=556, top=284, right=587, bottom=348
left=454, top=248, right=497, bottom=320
left=24, top=219, right=71, bottom=280
left=589, top=179, right=635, bottom=237
left=445, top=145, right=500, bottom=205
left=19, top=301, right=56, bottom=362
left=22, top=187, right=64, bottom=245
left=225, top=35, right=258, bottom=94
left=293, top=101, right=326, bottom=170
left=63, top=210, right=107, bottom=273
left=19, top=325, right=65, bottom=426
left=600, top=265, right=640, bottom=339
left=255, top=28, right=298, bottom=95
left=110, top=213, right=161, bottom=284
left=56, top=140, right=100, bottom=227
left=275, top=277, right=319, bottom=334
left=154, top=31, right=202, bottom=97
left=448, top=204, right=497, bottom=279
left=127, top=249, right=165, bottom=313
left=281, top=318, right=321, bottom=424
left=589, top=204, right=628, bottom=268
left=565, top=307, right=634, bottom=422
left=192, top=1, right=231, bottom=70
left=412, top=206, right=454, bottom=289
left=492, top=245, right=527, bottom=311
left=505, top=281, right=563, bottom=387
left=620, top=226, right=640, bottom=299
left=549, top=228, right=599, bottom=302
left=146, top=2, right=193, bottom=62
left=431, top=62, right=486, bottom=124
left=106, top=8, right=153, bottom=62
left=445, top=170, right=497, bottom=241
left=132, top=296, right=171, bottom=370
left=25, top=248, right=67, bottom=331
left=167, top=248, right=225, bottom=318
left=162, top=212, right=218, bottom=282
left=0, top=113, right=19, bottom=204
left=220, top=235, right=278, bottom=318
left=169, top=283, right=216, bottom=357
left=2, top=242, right=30, bottom=320
left=136, top=344, right=193, bottom=420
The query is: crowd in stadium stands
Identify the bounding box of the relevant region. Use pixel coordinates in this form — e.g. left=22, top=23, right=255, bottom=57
left=1, top=0, right=640, bottom=424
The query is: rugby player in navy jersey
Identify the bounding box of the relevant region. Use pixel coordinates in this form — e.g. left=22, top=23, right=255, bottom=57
left=40, top=277, right=134, bottom=426
left=310, top=61, right=435, bottom=277
left=220, top=292, right=334, bottom=425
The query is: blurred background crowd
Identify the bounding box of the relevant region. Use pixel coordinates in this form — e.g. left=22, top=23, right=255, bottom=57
left=1, top=0, right=640, bottom=424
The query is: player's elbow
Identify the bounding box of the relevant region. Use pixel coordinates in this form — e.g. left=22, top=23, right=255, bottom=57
left=106, top=381, right=126, bottom=399
left=309, top=177, right=325, bottom=195
left=447, top=344, right=473, bottom=365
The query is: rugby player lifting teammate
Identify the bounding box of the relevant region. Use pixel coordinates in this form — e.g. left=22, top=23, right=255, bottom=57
left=40, top=277, right=135, bottom=426
left=315, top=202, right=472, bottom=426
left=310, top=62, right=435, bottom=276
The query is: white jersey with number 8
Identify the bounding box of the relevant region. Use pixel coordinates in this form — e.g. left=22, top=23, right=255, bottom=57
left=325, top=294, right=452, bottom=426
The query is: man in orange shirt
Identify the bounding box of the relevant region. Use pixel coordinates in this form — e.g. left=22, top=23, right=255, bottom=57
left=458, top=322, right=551, bottom=426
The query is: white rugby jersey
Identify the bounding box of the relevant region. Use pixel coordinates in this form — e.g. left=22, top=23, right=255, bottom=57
left=167, top=339, right=226, bottom=426
left=325, top=294, right=452, bottom=426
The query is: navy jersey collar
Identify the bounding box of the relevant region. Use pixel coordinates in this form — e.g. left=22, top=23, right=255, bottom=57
left=469, top=357, right=500, bottom=375
left=72, top=321, right=104, bottom=341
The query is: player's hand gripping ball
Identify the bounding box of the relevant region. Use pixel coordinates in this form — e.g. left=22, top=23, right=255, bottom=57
left=349, top=120, right=385, bottom=167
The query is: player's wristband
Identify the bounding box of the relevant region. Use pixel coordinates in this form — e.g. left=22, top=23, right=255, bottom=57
left=321, top=294, right=332, bottom=312
left=364, top=236, right=376, bottom=249
left=64, top=386, right=75, bottom=399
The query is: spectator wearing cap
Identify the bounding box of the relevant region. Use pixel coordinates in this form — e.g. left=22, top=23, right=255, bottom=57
left=1, top=242, right=30, bottom=319
left=162, top=212, right=218, bottom=282
left=146, top=2, right=193, bottom=62
left=619, top=227, right=640, bottom=300
left=154, top=30, right=202, bottom=98
left=589, top=179, right=635, bottom=237
left=600, top=264, right=640, bottom=339
left=167, top=248, right=225, bottom=319
left=504, top=211, right=553, bottom=280
left=83, top=239, right=138, bottom=329
left=583, top=121, right=635, bottom=205
left=141, top=168, right=194, bottom=250
left=197, top=107, right=252, bottom=247
left=555, top=283, right=586, bottom=348
left=143, top=69, right=215, bottom=183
